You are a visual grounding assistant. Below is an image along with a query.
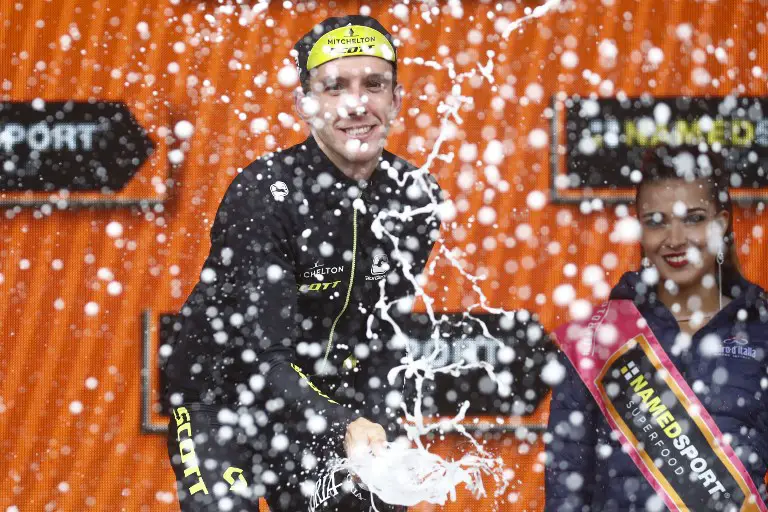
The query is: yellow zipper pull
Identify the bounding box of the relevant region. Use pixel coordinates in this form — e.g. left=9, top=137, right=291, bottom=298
left=342, top=354, right=358, bottom=371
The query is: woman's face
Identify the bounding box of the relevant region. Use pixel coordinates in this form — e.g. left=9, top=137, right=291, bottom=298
left=637, top=179, right=729, bottom=290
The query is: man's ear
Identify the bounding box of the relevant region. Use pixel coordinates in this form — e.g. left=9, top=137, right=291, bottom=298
left=293, top=87, right=310, bottom=123
left=390, top=83, right=404, bottom=121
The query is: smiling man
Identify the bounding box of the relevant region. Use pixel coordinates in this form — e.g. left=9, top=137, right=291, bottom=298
left=163, top=15, right=442, bottom=512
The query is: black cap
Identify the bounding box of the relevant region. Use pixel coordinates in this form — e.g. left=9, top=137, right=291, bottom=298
left=293, top=15, right=397, bottom=90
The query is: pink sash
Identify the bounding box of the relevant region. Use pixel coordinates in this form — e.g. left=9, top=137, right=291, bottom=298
left=553, top=299, right=767, bottom=512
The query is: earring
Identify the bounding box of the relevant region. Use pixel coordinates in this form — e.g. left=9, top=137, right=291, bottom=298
left=717, top=243, right=725, bottom=311
left=641, top=257, right=651, bottom=268
left=717, top=234, right=727, bottom=265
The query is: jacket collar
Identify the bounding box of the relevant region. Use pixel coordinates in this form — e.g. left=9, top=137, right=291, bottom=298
left=300, top=135, right=396, bottom=185
left=609, top=269, right=767, bottom=316
left=298, top=135, right=404, bottom=207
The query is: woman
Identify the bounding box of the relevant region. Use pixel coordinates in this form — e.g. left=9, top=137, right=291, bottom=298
left=545, top=149, right=768, bottom=511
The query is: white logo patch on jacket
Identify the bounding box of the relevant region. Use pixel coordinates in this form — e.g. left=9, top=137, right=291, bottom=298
left=270, top=181, right=288, bottom=201
left=720, top=337, right=757, bottom=360
left=366, top=253, right=391, bottom=281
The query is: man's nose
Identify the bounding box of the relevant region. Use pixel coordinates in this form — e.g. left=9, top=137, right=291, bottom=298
left=342, top=88, right=368, bottom=115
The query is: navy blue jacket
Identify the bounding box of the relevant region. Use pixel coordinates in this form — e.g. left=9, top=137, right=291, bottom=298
left=546, top=270, right=768, bottom=511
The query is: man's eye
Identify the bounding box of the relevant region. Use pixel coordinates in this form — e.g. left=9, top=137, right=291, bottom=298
left=325, top=83, right=342, bottom=92
left=685, top=214, right=706, bottom=224
left=644, top=219, right=662, bottom=228
left=367, top=81, right=384, bottom=90
left=643, top=214, right=665, bottom=227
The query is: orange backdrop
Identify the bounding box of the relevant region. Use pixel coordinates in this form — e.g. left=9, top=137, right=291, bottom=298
left=1, top=0, right=767, bottom=510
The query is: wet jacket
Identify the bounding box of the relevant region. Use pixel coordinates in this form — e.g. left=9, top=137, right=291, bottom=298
left=546, top=270, right=768, bottom=511
left=163, top=136, right=441, bottom=428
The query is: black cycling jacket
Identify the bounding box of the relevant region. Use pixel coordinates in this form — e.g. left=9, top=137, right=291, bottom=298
left=163, top=135, right=442, bottom=428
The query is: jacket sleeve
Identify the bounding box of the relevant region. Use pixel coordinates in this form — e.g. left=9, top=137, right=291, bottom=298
left=544, top=349, right=599, bottom=512
left=168, top=165, right=358, bottom=427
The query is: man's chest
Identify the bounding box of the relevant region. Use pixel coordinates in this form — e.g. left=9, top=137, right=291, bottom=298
left=291, top=212, right=401, bottom=302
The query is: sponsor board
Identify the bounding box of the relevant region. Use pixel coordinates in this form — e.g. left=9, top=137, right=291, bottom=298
left=551, top=95, right=768, bottom=203
left=147, top=311, right=552, bottom=430
left=0, top=101, right=167, bottom=207
left=374, top=311, right=551, bottom=416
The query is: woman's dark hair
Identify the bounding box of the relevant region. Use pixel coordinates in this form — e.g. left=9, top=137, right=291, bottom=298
left=634, top=147, right=741, bottom=283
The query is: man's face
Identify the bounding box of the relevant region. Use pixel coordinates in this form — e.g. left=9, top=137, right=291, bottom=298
left=295, top=56, right=402, bottom=169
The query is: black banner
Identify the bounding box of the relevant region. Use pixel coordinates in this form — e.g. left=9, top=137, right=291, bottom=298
left=598, top=340, right=746, bottom=510
left=553, top=96, right=768, bottom=203
left=0, top=101, right=154, bottom=192
left=380, top=311, right=551, bottom=417
left=157, top=311, right=552, bottom=418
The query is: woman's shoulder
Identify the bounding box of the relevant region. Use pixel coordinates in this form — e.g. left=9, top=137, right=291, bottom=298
left=608, top=270, right=643, bottom=300
left=725, top=273, right=767, bottom=317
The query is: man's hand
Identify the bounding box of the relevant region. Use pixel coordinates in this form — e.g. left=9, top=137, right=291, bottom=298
left=344, top=417, right=387, bottom=458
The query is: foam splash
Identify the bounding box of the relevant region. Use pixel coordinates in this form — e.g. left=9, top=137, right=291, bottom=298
left=323, top=444, right=502, bottom=508
left=501, top=0, right=563, bottom=39
left=325, top=2, right=564, bottom=508
left=357, top=45, right=514, bottom=511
